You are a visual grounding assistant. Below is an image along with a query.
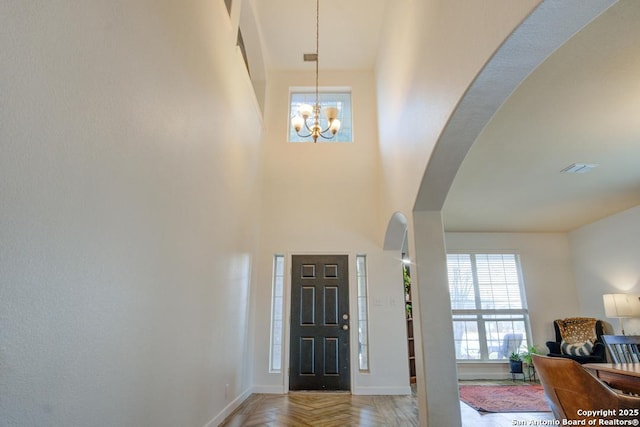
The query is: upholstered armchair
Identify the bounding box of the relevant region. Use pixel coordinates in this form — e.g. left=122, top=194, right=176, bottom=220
left=545, top=317, right=606, bottom=364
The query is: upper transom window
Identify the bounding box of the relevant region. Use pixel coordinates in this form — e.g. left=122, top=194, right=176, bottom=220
left=289, top=91, right=352, bottom=143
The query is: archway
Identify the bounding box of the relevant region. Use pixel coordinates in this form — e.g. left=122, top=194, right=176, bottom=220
left=383, top=212, right=417, bottom=386
left=409, top=2, right=618, bottom=426
left=383, top=211, right=408, bottom=251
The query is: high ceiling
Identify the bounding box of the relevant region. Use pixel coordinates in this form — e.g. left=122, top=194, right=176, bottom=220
left=251, top=0, right=388, bottom=71
left=442, top=0, right=640, bottom=232
left=252, top=0, right=640, bottom=233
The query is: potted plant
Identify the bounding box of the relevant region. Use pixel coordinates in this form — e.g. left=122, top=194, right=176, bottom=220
left=520, top=345, right=540, bottom=379
left=509, top=351, right=523, bottom=373
left=520, top=345, right=540, bottom=366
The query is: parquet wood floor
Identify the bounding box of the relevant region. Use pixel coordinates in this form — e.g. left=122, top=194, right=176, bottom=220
left=220, top=381, right=555, bottom=426
left=220, top=392, right=418, bottom=427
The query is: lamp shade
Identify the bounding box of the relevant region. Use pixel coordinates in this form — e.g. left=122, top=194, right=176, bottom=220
left=299, top=104, right=314, bottom=119
left=291, top=116, right=304, bottom=132
left=329, top=119, right=341, bottom=134
left=603, top=294, right=640, bottom=318
left=324, top=107, right=338, bottom=121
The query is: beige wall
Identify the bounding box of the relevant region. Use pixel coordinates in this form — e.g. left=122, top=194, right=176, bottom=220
left=375, top=1, right=543, bottom=425
left=0, top=1, right=262, bottom=425
left=570, top=205, right=640, bottom=335
left=253, top=69, right=411, bottom=394
left=375, top=0, right=619, bottom=424
left=4, top=0, right=633, bottom=426
left=375, top=0, right=542, bottom=220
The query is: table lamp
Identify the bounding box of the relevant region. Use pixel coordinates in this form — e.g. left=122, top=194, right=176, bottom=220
left=602, top=293, right=640, bottom=335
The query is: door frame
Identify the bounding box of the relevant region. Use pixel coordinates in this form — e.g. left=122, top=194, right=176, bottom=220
left=282, top=251, right=359, bottom=393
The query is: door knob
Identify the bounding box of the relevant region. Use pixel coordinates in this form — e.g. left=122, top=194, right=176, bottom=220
left=342, top=324, right=349, bottom=330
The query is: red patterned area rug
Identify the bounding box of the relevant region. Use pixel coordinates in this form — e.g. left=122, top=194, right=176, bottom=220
left=459, top=385, right=551, bottom=413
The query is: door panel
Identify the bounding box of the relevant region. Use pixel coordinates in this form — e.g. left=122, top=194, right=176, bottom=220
left=289, top=255, right=350, bottom=391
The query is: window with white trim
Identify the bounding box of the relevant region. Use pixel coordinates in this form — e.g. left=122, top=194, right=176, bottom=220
left=356, top=254, right=370, bottom=371
left=288, top=91, right=352, bottom=142
left=269, top=255, right=285, bottom=372
left=447, top=253, right=531, bottom=361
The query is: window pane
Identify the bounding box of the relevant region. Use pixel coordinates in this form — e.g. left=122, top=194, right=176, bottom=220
left=476, top=254, right=523, bottom=310
left=357, top=272, right=367, bottom=297
left=358, top=297, right=368, bottom=321
left=275, top=258, right=284, bottom=276
left=452, top=319, right=481, bottom=360
left=273, top=296, right=282, bottom=320
left=359, top=343, right=369, bottom=371
left=289, top=92, right=352, bottom=142
left=447, top=254, right=476, bottom=309
left=269, top=255, right=285, bottom=372
left=356, top=255, right=370, bottom=371
left=485, top=318, right=528, bottom=360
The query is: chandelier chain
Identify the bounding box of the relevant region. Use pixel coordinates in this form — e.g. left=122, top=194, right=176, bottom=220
left=315, top=0, right=319, bottom=114
left=290, top=0, right=340, bottom=142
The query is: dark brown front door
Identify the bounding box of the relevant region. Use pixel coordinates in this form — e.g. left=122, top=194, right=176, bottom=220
left=289, top=255, right=350, bottom=391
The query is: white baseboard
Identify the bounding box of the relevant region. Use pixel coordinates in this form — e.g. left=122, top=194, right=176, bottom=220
left=456, top=362, right=515, bottom=380
left=203, top=387, right=252, bottom=427
left=252, top=385, right=412, bottom=395
left=352, top=386, right=412, bottom=395
left=457, top=372, right=512, bottom=380
left=251, top=384, right=286, bottom=394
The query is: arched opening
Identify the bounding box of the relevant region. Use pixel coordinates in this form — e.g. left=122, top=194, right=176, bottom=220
left=409, top=2, right=618, bottom=426
left=383, top=211, right=408, bottom=251
left=383, top=212, right=417, bottom=384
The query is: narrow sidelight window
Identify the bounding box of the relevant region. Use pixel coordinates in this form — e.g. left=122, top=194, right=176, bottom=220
left=356, top=254, right=370, bottom=371
left=269, top=255, right=285, bottom=372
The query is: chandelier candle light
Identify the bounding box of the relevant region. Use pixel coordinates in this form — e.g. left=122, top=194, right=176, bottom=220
left=291, top=0, right=341, bottom=143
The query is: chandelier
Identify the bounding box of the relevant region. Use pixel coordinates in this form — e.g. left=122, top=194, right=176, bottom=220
left=290, top=0, right=341, bottom=143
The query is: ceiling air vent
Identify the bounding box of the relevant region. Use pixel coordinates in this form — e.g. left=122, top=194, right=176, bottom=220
left=560, top=163, right=599, bottom=174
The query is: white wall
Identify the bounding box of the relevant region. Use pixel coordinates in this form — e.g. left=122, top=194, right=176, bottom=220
left=375, top=1, right=542, bottom=425
left=354, top=251, right=412, bottom=395
left=375, top=0, right=541, bottom=221
left=569, top=205, right=640, bottom=335
left=0, top=1, right=262, bottom=426
left=445, top=232, right=579, bottom=379
left=253, top=69, right=411, bottom=395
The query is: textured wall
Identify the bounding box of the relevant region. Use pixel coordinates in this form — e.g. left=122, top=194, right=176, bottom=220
left=374, top=1, right=618, bottom=426
left=252, top=69, right=411, bottom=395
left=0, top=1, right=262, bottom=425
left=570, top=205, right=640, bottom=335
